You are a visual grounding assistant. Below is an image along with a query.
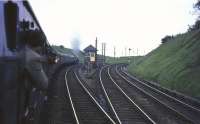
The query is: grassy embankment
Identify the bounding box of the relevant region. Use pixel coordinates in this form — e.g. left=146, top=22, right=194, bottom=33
left=128, top=30, right=200, bottom=99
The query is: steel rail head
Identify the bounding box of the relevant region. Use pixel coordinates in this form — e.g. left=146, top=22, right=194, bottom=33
left=73, top=68, right=116, bottom=124
left=119, top=66, right=200, bottom=113
left=115, top=65, right=196, bottom=124
left=65, top=66, right=80, bottom=124
left=99, top=66, right=122, bottom=124
left=107, top=66, right=156, bottom=124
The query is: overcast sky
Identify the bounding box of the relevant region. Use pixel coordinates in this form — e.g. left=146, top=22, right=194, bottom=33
left=29, top=0, right=197, bottom=56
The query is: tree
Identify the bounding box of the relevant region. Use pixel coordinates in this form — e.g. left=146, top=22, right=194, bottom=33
left=188, top=20, right=200, bottom=32
left=194, top=0, right=200, bottom=19
left=195, top=0, right=200, bottom=11
left=60, top=45, right=64, bottom=49
left=187, top=1, right=200, bottom=31
left=161, top=35, right=174, bottom=44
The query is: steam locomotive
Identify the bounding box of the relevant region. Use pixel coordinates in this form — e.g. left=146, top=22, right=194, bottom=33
left=0, top=1, right=78, bottom=124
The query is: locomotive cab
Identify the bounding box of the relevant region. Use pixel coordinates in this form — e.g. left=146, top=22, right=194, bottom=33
left=0, top=1, right=20, bottom=124
left=0, top=1, right=53, bottom=124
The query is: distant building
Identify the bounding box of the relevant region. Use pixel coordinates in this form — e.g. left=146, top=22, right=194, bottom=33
left=84, top=44, right=96, bottom=64
left=83, top=44, right=104, bottom=72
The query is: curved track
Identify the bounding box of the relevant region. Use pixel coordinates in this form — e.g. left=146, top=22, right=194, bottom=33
left=44, top=64, right=200, bottom=124
left=76, top=68, right=121, bottom=124
left=114, top=64, right=200, bottom=124
left=44, top=67, right=77, bottom=124
left=100, top=66, right=155, bottom=124
left=120, top=65, right=200, bottom=111
left=65, top=66, right=115, bottom=124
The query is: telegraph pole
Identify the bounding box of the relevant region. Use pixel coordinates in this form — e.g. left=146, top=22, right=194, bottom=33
left=102, top=43, right=104, bottom=56
left=114, top=46, right=116, bottom=59
left=104, top=43, right=106, bottom=63
left=102, top=42, right=104, bottom=64
left=128, top=48, right=131, bottom=56
left=128, top=48, right=131, bottom=63
left=95, top=37, right=98, bottom=66
left=125, top=47, right=127, bottom=56
left=133, top=49, right=135, bottom=65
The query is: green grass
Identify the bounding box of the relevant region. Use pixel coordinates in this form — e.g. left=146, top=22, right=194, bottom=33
left=106, top=56, right=143, bottom=64
left=128, top=30, right=200, bottom=99
left=106, top=56, right=129, bottom=64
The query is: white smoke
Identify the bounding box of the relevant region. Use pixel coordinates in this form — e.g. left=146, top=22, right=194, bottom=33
left=70, top=34, right=80, bottom=51
left=70, top=34, right=81, bottom=58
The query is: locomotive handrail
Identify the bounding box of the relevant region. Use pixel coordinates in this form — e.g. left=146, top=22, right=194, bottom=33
left=22, top=1, right=56, bottom=55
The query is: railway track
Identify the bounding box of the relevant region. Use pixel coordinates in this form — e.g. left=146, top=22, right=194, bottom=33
left=44, top=66, right=76, bottom=124
left=44, top=64, right=200, bottom=124
left=44, top=66, right=115, bottom=124
left=120, top=65, right=200, bottom=111
left=100, top=66, right=155, bottom=124
left=113, top=64, right=200, bottom=124
left=76, top=68, right=121, bottom=124
left=108, top=65, right=195, bottom=124
left=65, top=66, right=115, bottom=124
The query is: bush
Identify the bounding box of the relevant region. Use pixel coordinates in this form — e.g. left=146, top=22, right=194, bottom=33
left=161, top=35, right=174, bottom=44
